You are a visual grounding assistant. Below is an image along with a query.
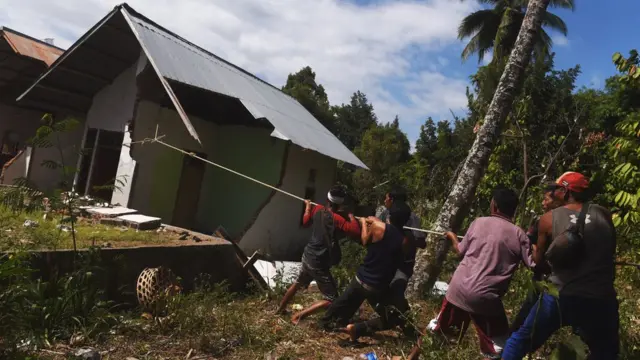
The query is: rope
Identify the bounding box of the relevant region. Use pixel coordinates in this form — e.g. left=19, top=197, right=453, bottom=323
left=126, top=126, right=457, bottom=238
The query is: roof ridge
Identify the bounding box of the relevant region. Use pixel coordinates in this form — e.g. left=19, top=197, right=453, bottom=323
left=119, top=3, right=298, bottom=102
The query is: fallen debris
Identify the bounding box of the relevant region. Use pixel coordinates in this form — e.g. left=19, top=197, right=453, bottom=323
left=57, top=224, right=75, bottom=233
left=432, top=281, right=449, bottom=296
left=253, top=259, right=312, bottom=289
left=117, top=214, right=162, bottom=230
left=23, top=219, right=39, bottom=228
left=72, top=347, right=101, bottom=360
left=86, top=206, right=138, bottom=218
left=99, top=218, right=124, bottom=226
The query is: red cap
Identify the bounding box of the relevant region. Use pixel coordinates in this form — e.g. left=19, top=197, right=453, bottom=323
left=554, top=172, right=589, bottom=192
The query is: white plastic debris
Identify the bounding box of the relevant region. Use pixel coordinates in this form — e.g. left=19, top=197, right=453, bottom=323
left=23, top=219, right=39, bottom=228
left=432, top=281, right=449, bottom=296
left=56, top=224, right=76, bottom=233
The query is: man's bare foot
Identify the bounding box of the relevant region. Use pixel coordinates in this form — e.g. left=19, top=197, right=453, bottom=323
left=291, top=312, right=302, bottom=325
left=344, top=324, right=358, bottom=342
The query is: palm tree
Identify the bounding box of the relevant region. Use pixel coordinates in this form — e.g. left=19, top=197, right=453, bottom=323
left=408, top=0, right=554, bottom=299
left=458, top=0, right=573, bottom=63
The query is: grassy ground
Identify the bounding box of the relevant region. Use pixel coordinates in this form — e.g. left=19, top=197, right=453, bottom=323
left=0, top=205, right=198, bottom=251
left=20, top=261, right=640, bottom=360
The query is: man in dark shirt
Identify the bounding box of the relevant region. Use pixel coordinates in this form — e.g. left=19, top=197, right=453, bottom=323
left=360, top=186, right=426, bottom=339
left=510, top=187, right=562, bottom=333
left=502, top=172, right=619, bottom=359
left=275, top=185, right=361, bottom=324
left=318, top=202, right=410, bottom=335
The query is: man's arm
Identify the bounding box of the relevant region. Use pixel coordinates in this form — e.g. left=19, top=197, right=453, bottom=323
left=445, top=231, right=462, bottom=256
left=302, top=200, right=321, bottom=227
left=334, top=212, right=361, bottom=238
left=534, top=211, right=553, bottom=266
left=519, top=230, right=535, bottom=268
left=360, top=217, right=385, bottom=246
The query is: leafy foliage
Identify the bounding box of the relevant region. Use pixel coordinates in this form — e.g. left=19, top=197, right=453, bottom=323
left=0, top=249, right=115, bottom=354
left=458, top=0, right=573, bottom=63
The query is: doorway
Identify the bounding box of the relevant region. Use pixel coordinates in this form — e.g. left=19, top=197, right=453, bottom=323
left=172, top=152, right=206, bottom=229
left=75, top=128, right=124, bottom=201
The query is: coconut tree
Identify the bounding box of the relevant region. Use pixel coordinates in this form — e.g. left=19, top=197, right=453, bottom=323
left=459, top=0, right=573, bottom=63
left=408, top=0, right=554, bottom=298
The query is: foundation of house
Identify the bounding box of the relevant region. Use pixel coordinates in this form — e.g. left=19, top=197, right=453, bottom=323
left=22, top=241, right=248, bottom=306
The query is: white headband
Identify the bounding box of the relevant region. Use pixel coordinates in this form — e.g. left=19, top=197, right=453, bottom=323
left=327, top=191, right=344, bottom=205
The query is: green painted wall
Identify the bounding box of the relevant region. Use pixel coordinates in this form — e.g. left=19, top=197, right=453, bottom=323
left=149, top=147, right=183, bottom=222
left=196, top=127, right=286, bottom=236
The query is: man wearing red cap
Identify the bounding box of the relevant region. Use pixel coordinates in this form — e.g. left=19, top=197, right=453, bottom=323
left=502, top=172, right=619, bottom=359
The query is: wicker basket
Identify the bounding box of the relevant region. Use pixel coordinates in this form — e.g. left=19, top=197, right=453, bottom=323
left=136, top=267, right=180, bottom=314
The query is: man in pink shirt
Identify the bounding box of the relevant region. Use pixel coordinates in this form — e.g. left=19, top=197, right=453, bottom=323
left=409, top=187, right=533, bottom=360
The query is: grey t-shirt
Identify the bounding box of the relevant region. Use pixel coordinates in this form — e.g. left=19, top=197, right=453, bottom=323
left=549, top=204, right=617, bottom=298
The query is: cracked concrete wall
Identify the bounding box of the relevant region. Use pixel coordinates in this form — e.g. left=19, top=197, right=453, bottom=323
left=238, top=144, right=336, bottom=261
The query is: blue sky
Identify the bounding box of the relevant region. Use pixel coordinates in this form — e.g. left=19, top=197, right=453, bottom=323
left=0, top=0, right=636, bottom=147
left=549, top=0, right=637, bottom=90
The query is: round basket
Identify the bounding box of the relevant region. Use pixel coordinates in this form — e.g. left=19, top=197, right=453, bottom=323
left=136, top=267, right=179, bottom=312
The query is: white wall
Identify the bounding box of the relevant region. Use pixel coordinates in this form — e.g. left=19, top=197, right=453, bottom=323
left=85, top=61, right=138, bottom=132
left=79, top=53, right=145, bottom=203
left=111, top=124, right=136, bottom=206
left=239, top=145, right=337, bottom=260
left=0, top=147, right=31, bottom=185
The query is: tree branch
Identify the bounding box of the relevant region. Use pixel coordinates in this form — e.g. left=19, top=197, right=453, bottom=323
left=518, top=109, right=583, bottom=200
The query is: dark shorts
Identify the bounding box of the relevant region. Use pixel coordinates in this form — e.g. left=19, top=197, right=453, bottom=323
left=430, top=298, right=509, bottom=359
left=295, top=260, right=338, bottom=302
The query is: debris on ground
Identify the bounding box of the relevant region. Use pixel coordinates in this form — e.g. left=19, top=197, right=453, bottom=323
left=432, top=281, right=449, bottom=296
left=23, top=219, right=39, bottom=228
left=72, top=347, right=101, bottom=360
left=56, top=224, right=75, bottom=232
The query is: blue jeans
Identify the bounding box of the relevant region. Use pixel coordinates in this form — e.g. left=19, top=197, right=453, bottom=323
left=502, top=293, right=619, bottom=360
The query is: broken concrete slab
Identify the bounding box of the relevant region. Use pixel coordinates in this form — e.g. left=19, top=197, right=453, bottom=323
left=117, top=214, right=162, bottom=230
left=86, top=206, right=138, bottom=218
left=99, top=218, right=124, bottom=227
left=253, top=260, right=314, bottom=289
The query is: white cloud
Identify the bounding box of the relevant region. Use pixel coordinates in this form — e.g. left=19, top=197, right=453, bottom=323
left=483, top=51, right=493, bottom=65
left=0, top=0, right=476, bottom=141
left=552, top=34, right=569, bottom=47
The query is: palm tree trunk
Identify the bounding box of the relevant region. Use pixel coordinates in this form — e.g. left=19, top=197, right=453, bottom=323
left=407, top=0, right=552, bottom=299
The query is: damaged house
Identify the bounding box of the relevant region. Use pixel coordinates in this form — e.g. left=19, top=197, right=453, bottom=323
left=15, top=3, right=367, bottom=260
left=0, top=27, right=64, bottom=184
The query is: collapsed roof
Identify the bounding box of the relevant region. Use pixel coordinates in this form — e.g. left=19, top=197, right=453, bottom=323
left=16, top=3, right=367, bottom=169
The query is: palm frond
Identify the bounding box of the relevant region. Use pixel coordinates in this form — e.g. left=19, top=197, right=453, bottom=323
left=549, top=0, right=575, bottom=10
left=542, top=12, right=568, bottom=35
left=461, top=25, right=497, bottom=64
left=533, top=28, right=554, bottom=62
left=458, top=10, right=498, bottom=40
left=514, top=0, right=574, bottom=11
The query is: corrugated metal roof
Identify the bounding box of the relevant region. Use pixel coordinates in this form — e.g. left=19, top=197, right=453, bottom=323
left=1, top=27, right=64, bottom=66
left=120, top=7, right=367, bottom=169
